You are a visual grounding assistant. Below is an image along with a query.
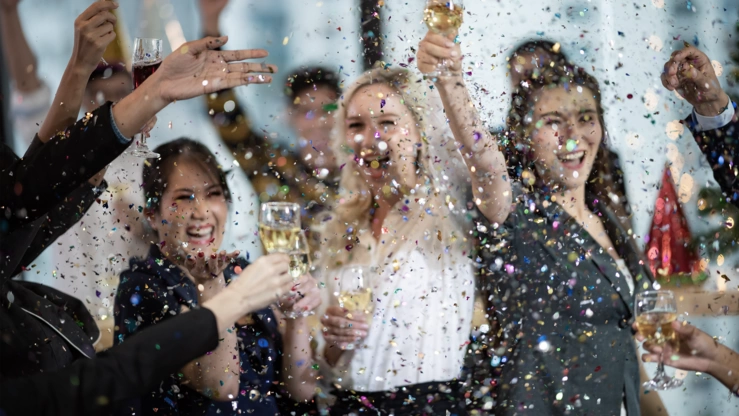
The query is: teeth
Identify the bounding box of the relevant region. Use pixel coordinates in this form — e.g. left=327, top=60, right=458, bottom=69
left=187, top=226, right=213, bottom=237
left=559, top=151, right=585, bottom=161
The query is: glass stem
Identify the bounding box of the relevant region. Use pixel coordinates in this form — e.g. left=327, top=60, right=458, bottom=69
left=655, top=350, right=666, bottom=378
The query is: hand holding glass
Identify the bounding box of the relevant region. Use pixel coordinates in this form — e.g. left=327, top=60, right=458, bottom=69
left=130, top=38, right=163, bottom=159
left=423, top=0, right=464, bottom=77
left=635, top=290, right=683, bottom=390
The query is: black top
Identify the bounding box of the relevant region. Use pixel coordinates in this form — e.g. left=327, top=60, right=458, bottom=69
left=471, top=183, right=652, bottom=416
left=114, top=245, right=284, bottom=416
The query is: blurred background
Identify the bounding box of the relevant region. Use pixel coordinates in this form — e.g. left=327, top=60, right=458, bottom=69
left=1, top=1, right=738, bottom=414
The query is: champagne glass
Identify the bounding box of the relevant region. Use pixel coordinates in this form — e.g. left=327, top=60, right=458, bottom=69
left=635, top=290, right=683, bottom=390
left=258, top=202, right=302, bottom=254
left=335, top=265, right=375, bottom=350
left=288, top=230, right=311, bottom=280
left=423, top=0, right=464, bottom=77
left=129, top=38, right=163, bottom=159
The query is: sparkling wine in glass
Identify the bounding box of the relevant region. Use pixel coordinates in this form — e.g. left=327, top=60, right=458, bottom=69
left=336, top=266, right=375, bottom=350
left=423, top=0, right=464, bottom=77
left=130, top=38, right=163, bottom=159
left=258, top=202, right=301, bottom=254
left=288, top=230, right=311, bottom=280
left=635, top=290, right=683, bottom=390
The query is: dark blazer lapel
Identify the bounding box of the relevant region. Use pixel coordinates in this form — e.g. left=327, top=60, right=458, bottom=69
left=10, top=281, right=97, bottom=359
left=539, top=202, right=634, bottom=311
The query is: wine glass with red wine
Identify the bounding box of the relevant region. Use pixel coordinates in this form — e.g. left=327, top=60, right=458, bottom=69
left=130, top=37, right=163, bottom=159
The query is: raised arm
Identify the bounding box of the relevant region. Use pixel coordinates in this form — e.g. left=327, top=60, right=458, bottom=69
left=661, top=45, right=738, bottom=209
left=416, top=32, right=512, bottom=224
left=36, top=1, right=118, bottom=142
left=198, top=0, right=256, bottom=144
left=0, top=0, right=41, bottom=93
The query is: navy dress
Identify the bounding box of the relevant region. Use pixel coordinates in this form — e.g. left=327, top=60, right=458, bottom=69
left=114, top=245, right=284, bottom=416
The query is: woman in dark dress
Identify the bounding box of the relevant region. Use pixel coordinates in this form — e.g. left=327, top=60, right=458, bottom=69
left=416, top=33, right=667, bottom=415
left=114, top=139, right=320, bottom=416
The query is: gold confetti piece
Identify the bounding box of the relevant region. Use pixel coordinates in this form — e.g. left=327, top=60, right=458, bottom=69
left=282, top=37, right=289, bottom=45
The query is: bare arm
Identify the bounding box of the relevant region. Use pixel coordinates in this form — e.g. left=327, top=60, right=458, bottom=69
left=180, top=275, right=241, bottom=401
left=0, top=1, right=41, bottom=93
left=417, top=33, right=511, bottom=224
left=276, top=314, right=318, bottom=402
left=37, top=1, right=118, bottom=142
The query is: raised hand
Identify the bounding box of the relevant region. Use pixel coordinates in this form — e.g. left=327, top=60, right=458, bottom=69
left=227, top=254, right=294, bottom=311
left=416, top=31, right=462, bottom=76
left=320, top=305, right=370, bottom=350
left=661, top=45, right=730, bottom=116
left=181, top=249, right=240, bottom=282
left=277, top=273, right=322, bottom=316
left=70, top=1, right=118, bottom=74
left=149, top=36, right=277, bottom=103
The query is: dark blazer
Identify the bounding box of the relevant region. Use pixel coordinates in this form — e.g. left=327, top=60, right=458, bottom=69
left=0, top=104, right=226, bottom=416
left=685, top=103, right=738, bottom=209
left=471, top=183, right=652, bottom=416
left=0, top=103, right=129, bottom=376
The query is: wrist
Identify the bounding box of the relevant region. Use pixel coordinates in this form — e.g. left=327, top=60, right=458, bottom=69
left=202, top=20, right=220, bottom=38
left=432, top=73, right=465, bottom=88
left=694, top=92, right=730, bottom=117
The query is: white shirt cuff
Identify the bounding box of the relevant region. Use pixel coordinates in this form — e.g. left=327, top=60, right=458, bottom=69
left=691, top=101, right=735, bottom=132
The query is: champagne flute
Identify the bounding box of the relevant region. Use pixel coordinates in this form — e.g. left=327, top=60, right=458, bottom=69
left=258, top=202, right=302, bottom=254
left=288, top=230, right=311, bottom=280
left=336, top=265, right=375, bottom=350
left=423, top=0, right=465, bottom=77
left=635, top=290, right=683, bottom=390
left=129, top=38, right=163, bottom=159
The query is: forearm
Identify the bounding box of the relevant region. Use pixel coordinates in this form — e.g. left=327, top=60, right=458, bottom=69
left=281, top=317, right=317, bottom=402
left=323, top=344, right=344, bottom=368
left=0, top=308, right=219, bottom=416
left=0, top=6, right=41, bottom=92
left=111, top=82, right=167, bottom=137
left=37, top=63, right=91, bottom=142
left=435, top=76, right=511, bottom=223
left=181, top=279, right=241, bottom=400
left=707, top=343, right=739, bottom=393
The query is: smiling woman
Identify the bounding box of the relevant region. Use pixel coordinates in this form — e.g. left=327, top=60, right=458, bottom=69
left=315, top=67, right=475, bottom=416
left=113, top=138, right=320, bottom=415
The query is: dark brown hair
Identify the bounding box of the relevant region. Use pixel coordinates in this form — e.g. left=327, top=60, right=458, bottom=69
left=504, top=64, right=630, bottom=225
left=284, top=66, right=341, bottom=103
left=142, top=138, right=231, bottom=214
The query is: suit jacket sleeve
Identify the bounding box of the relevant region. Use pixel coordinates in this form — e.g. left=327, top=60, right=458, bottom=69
left=685, top=108, right=739, bottom=209
left=12, top=167, right=107, bottom=276
left=0, top=307, right=220, bottom=416
left=0, top=101, right=130, bottom=225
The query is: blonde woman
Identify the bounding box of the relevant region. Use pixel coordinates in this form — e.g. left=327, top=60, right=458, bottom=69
left=316, top=67, right=475, bottom=415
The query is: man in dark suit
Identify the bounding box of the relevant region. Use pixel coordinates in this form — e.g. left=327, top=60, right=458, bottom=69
left=0, top=32, right=283, bottom=415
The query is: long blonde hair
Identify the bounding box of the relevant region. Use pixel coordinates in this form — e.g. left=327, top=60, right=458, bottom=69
left=320, top=67, right=433, bottom=269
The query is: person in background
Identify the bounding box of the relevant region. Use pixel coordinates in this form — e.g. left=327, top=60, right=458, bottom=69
left=0, top=28, right=288, bottom=411
left=317, top=67, right=474, bottom=415
left=198, top=0, right=340, bottom=236
left=624, top=42, right=739, bottom=401
left=114, top=138, right=320, bottom=416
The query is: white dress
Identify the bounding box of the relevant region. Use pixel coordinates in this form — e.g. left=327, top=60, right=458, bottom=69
left=318, top=186, right=475, bottom=392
